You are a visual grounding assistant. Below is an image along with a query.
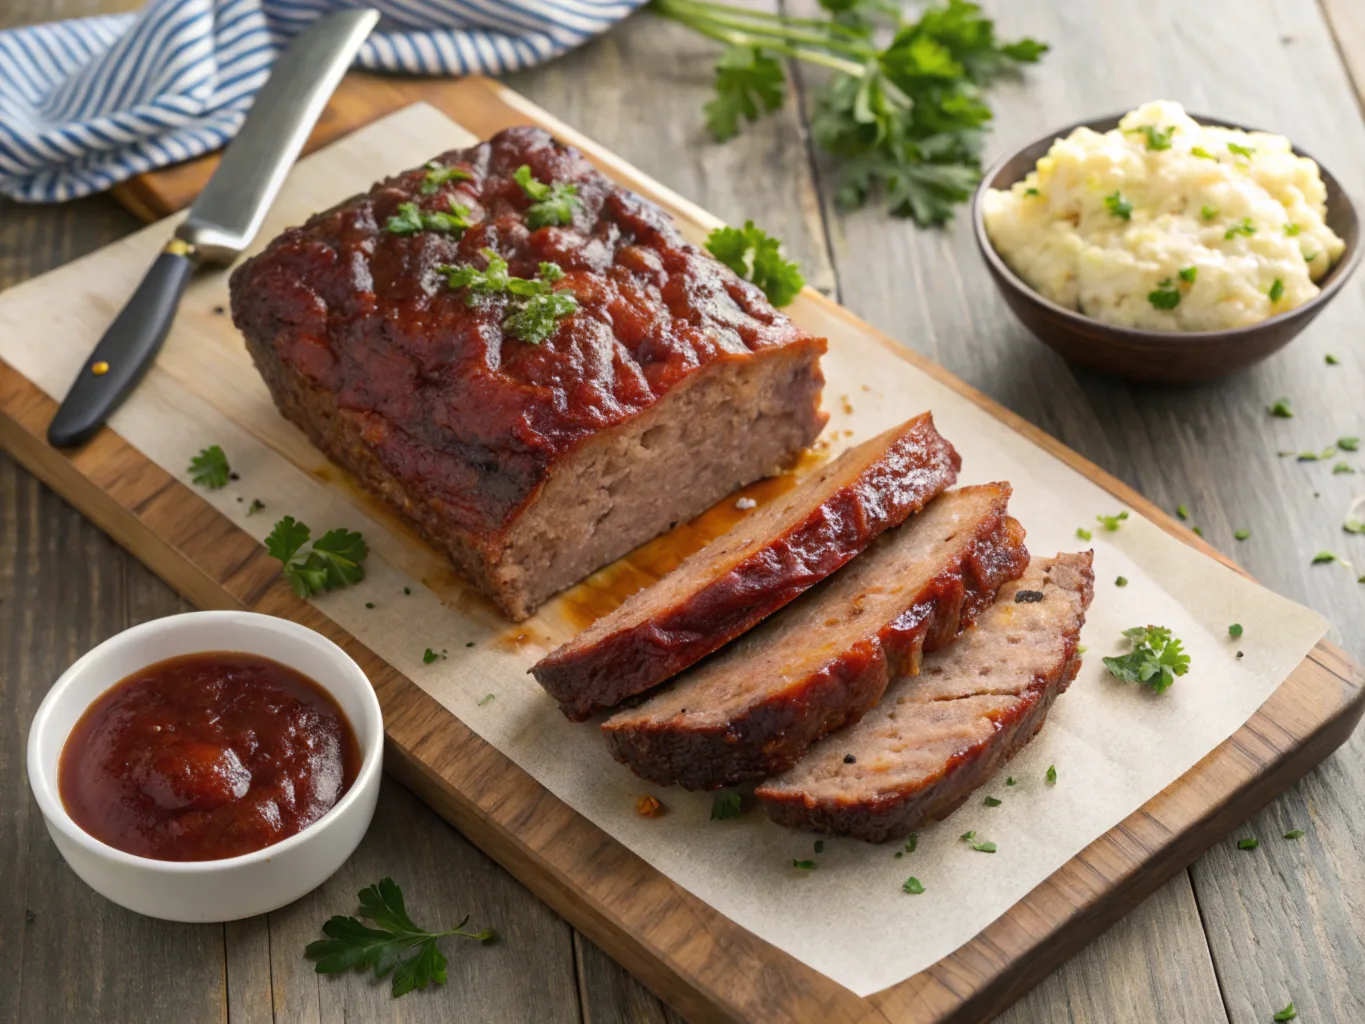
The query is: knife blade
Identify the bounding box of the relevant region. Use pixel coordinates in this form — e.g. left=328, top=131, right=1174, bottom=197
left=47, top=8, right=379, bottom=449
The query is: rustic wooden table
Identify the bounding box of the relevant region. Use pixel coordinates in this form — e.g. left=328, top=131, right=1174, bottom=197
left=4, top=1, right=1365, bottom=1022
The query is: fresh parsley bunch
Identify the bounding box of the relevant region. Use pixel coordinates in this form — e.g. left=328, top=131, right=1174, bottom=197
left=653, top=0, right=1047, bottom=225
left=265, top=515, right=369, bottom=599
left=1102, top=625, right=1190, bottom=694
left=306, top=878, right=494, bottom=998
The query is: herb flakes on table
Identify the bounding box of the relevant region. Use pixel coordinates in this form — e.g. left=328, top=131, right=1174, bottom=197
left=1273, top=1001, right=1298, bottom=1021
left=1237, top=837, right=1259, bottom=851
left=1267, top=397, right=1294, bottom=418
left=710, top=791, right=743, bottom=820
left=902, top=876, right=925, bottom=894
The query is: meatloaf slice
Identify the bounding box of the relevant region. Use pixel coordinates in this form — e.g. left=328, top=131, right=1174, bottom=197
left=231, top=126, right=826, bottom=620
left=602, top=484, right=1029, bottom=790
left=533, top=413, right=960, bottom=720
left=756, top=552, right=1095, bottom=842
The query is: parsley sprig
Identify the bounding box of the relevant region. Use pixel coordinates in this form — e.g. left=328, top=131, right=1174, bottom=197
left=653, top=0, right=1046, bottom=226
left=513, top=165, right=582, bottom=228
left=265, top=516, right=369, bottom=599
left=387, top=198, right=473, bottom=237
left=188, top=445, right=231, bottom=489
left=1103, top=625, right=1190, bottom=694
left=420, top=161, right=472, bottom=195
left=306, top=878, right=494, bottom=998
left=705, top=220, right=805, bottom=306
left=438, top=249, right=578, bottom=344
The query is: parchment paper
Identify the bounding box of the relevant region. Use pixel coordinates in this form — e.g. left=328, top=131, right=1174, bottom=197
left=0, top=104, right=1328, bottom=998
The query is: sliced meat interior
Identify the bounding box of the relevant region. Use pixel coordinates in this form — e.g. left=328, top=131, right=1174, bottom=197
left=755, top=552, right=1095, bottom=842
left=602, top=484, right=1029, bottom=790
left=533, top=413, right=961, bottom=720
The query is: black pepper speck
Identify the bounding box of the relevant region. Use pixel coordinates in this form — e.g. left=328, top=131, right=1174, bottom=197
left=1015, top=590, right=1045, bottom=603
left=843, top=754, right=856, bottom=764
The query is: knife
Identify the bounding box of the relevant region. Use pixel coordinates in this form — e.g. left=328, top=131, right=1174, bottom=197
left=46, top=8, right=380, bottom=449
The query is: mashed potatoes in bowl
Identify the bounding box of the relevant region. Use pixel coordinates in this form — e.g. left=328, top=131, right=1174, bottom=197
left=981, top=101, right=1346, bottom=332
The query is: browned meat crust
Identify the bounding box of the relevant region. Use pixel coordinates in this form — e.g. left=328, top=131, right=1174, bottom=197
left=602, top=485, right=1029, bottom=790
left=755, top=552, right=1095, bottom=842
left=230, top=126, right=826, bottom=619
left=533, top=413, right=961, bottom=720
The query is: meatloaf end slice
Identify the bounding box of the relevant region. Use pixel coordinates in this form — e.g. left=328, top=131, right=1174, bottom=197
left=602, top=484, right=1029, bottom=790
left=755, top=551, right=1095, bottom=842
left=533, top=413, right=961, bottom=720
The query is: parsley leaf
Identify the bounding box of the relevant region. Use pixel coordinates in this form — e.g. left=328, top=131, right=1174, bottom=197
left=265, top=516, right=368, bottom=599
left=1104, top=191, right=1133, bottom=220
left=188, top=445, right=231, bottom=490
left=1334, top=462, right=1356, bottom=475
left=307, top=528, right=369, bottom=589
left=983, top=795, right=1002, bottom=806
left=1191, top=146, right=1217, bottom=161
left=1045, top=764, right=1057, bottom=785
left=422, top=648, right=440, bottom=665
left=503, top=292, right=579, bottom=345
left=1326, top=353, right=1340, bottom=365
left=1312, top=550, right=1339, bottom=564
left=1097, top=510, right=1129, bottom=531
left=1229, top=623, right=1244, bottom=638
left=1227, top=141, right=1256, bottom=160
left=1115, top=576, right=1129, bottom=587
left=1102, top=625, right=1190, bottom=694
left=420, top=161, right=472, bottom=195
left=265, top=515, right=310, bottom=564
left=710, top=791, right=743, bottom=820
left=1283, top=829, right=1305, bottom=840
left=1234, top=529, right=1250, bottom=540
left=1178, top=265, right=1198, bottom=284
left=1176, top=504, right=1190, bottom=520
left=1284, top=222, right=1302, bottom=237
left=1267, top=397, right=1293, bottom=418
left=1237, top=837, right=1259, bottom=850
left=1268, top=277, right=1285, bottom=303
left=792, top=858, right=817, bottom=870
left=1339, top=436, right=1360, bottom=451
left=1225, top=217, right=1256, bottom=240
left=1128, top=124, right=1174, bottom=150
left=514, top=165, right=582, bottom=228
left=705, top=220, right=805, bottom=306
left=246, top=498, right=265, bottom=516
left=902, top=876, right=925, bottom=894
left=1076, top=527, right=1093, bottom=541
left=386, top=199, right=473, bottom=237
left=305, top=878, right=493, bottom=998
left=1273, top=1002, right=1297, bottom=1022
left=1148, top=278, right=1181, bottom=310
left=1344, top=519, right=1365, bottom=535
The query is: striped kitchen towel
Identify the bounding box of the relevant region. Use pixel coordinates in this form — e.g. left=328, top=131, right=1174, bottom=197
left=0, top=0, right=646, bottom=203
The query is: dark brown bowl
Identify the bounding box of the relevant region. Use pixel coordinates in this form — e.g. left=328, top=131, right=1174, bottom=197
left=972, top=113, right=1360, bottom=384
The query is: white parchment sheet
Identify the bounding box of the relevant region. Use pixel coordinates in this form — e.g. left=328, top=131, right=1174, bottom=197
left=0, top=104, right=1328, bottom=997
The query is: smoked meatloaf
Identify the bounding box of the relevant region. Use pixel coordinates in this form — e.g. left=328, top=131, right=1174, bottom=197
left=533, top=413, right=961, bottom=720
left=230, top=126, right=827, bottom=620
left=756, top=552, right=1095, bottom=842
left=603, top=484, right=1029, bottom=790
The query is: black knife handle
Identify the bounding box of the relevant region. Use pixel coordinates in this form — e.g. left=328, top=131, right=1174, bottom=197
left=47, top=240, right=198, bottom=448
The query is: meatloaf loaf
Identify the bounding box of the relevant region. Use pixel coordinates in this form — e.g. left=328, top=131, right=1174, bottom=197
left=230, top=126, right=827, bottom=620
left=533, top=413, right=960, bottom=720
left=756, top=552, right=1095, bottom=842
left=603, top=484, right=1029, bottom=790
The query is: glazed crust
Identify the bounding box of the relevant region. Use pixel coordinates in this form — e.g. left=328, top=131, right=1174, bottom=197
left=533, top=413, right=961, bottom=720
left=602, top=485, right=1029, bottom=790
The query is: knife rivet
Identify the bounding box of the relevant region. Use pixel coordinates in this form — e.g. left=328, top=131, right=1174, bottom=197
left=91, top=361, right=110, bottom=376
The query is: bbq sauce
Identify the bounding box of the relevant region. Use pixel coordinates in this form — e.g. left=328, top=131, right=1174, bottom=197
left=58, top=652, right=360, bottom=862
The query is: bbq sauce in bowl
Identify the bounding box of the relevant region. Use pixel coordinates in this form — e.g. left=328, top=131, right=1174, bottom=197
left=58, top=652, right=361, bottom=862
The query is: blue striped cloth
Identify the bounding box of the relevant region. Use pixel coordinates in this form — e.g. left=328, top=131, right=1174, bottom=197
left=0, top=0, right=646, bottom=203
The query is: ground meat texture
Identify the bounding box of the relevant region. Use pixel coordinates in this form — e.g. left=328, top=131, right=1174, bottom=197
left=532, top=413, right=960, bottom=720
left=602, top=484, right=1029, bottom=790
left=230, top=126, right=826, bottom=620
left=755, top=552, right=1095, bottom=842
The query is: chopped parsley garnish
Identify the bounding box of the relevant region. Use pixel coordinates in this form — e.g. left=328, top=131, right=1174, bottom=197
left=1268, top=278, right=1285, bottom=303
left=1237, top=837, right=1259, bottom=850
left=438, top=249, right=578, bottom=345
left=1024, top=187, right=1040, bottom=197
left=1115, top=576, right=1128, bottom=587
left=1192, top=526, right=1203, bottom=537
left=365, top=601, right=375, bottom=609
left=1344, top=519, right=1365, bottom=535
left=1229, top=623, right=1244, bottom=638
left=1227, top=141, right=1256, bottom=160
left=1326, top=353, right=1340, bottom=365
left=1178, top=265, right=1197, bottom=284
left=814, top=840, right=824, bottom=853
left=386, top=198, right=473, bottom=237
left=1225, top=218, right=1256, bottom=240
left=705, top=220, right=805, bottom=307
left=902, top=876, right=925, bottom=894
left=905, top=833, right=918, bottom=853
left=1097, top=510, right=1129, bottom=531
left=423, top=648, right=439, bottom=664
left=1284, top=223, right=1302, bottom=236
left=246, top=498, right=265, bottom=516
left=1283, top=829, right=1305, bottom=840
left=513, top=165, right=582, bottom=228
left=983, top=795, right=1002, bottom=807
left=1045, top=764, right=1057, bottom=785
left=1312, top=550, right=1339, bottom=564
left=1338, top=436, right=1360, bottom=451
left=1176, top=504, right=1189, bottom=520
left=1129, top=124, right=1174, bottom=150
left=477, top=693, right=495, bottom=706
left=1191, top=146, right=1217, bottom=160
left=1005, top=776, right=1017, bottom=786
left=1104, top=191, right=1133, bottom=220
left=1148, top=278, right=1181, bottom=310
left=420, top=161, right=472, bottom=195
left=265, top=516, right=369, bottom=599
left=1267, top=397, right=1293, bottom=418
left=403, top=586, right=412, bottom=595
left=502, top=292, right=580, bottom=345
left=710, top=791, right=743, bottom=820
left=305, top=877, right=494, bottom=998
left=1305, top=252, right=1318, bottom=262
left=1200, top=204, right=1218, bottom=220
left=959, top=830, right=996, bottom=852
left=792, top=859, right=816, bottom=870
left=188, top=445, right=231, bottom=489
left=1273, top=1001, right=1298, bottom=1022
left=1234, top=529, right=1250, bottom=541
left=1076, top=526, right=1093, bottom=541
left=1103, top=625, right=1190, bottom=694
left=1334, top=462, right=1356, bottom=475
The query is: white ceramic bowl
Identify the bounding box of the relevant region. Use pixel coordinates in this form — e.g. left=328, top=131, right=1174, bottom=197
left=27, top=610, right=383, bottom=923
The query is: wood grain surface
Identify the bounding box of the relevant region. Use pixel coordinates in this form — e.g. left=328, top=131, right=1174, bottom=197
left=3, top=1, right=1365, bottom=1023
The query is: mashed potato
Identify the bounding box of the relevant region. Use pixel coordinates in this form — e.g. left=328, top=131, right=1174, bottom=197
left=982, top=100, right=1344, bottom=332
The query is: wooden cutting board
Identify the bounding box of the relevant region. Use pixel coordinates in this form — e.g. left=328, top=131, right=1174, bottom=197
left=5, top=75, right=1363, bottom=1024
